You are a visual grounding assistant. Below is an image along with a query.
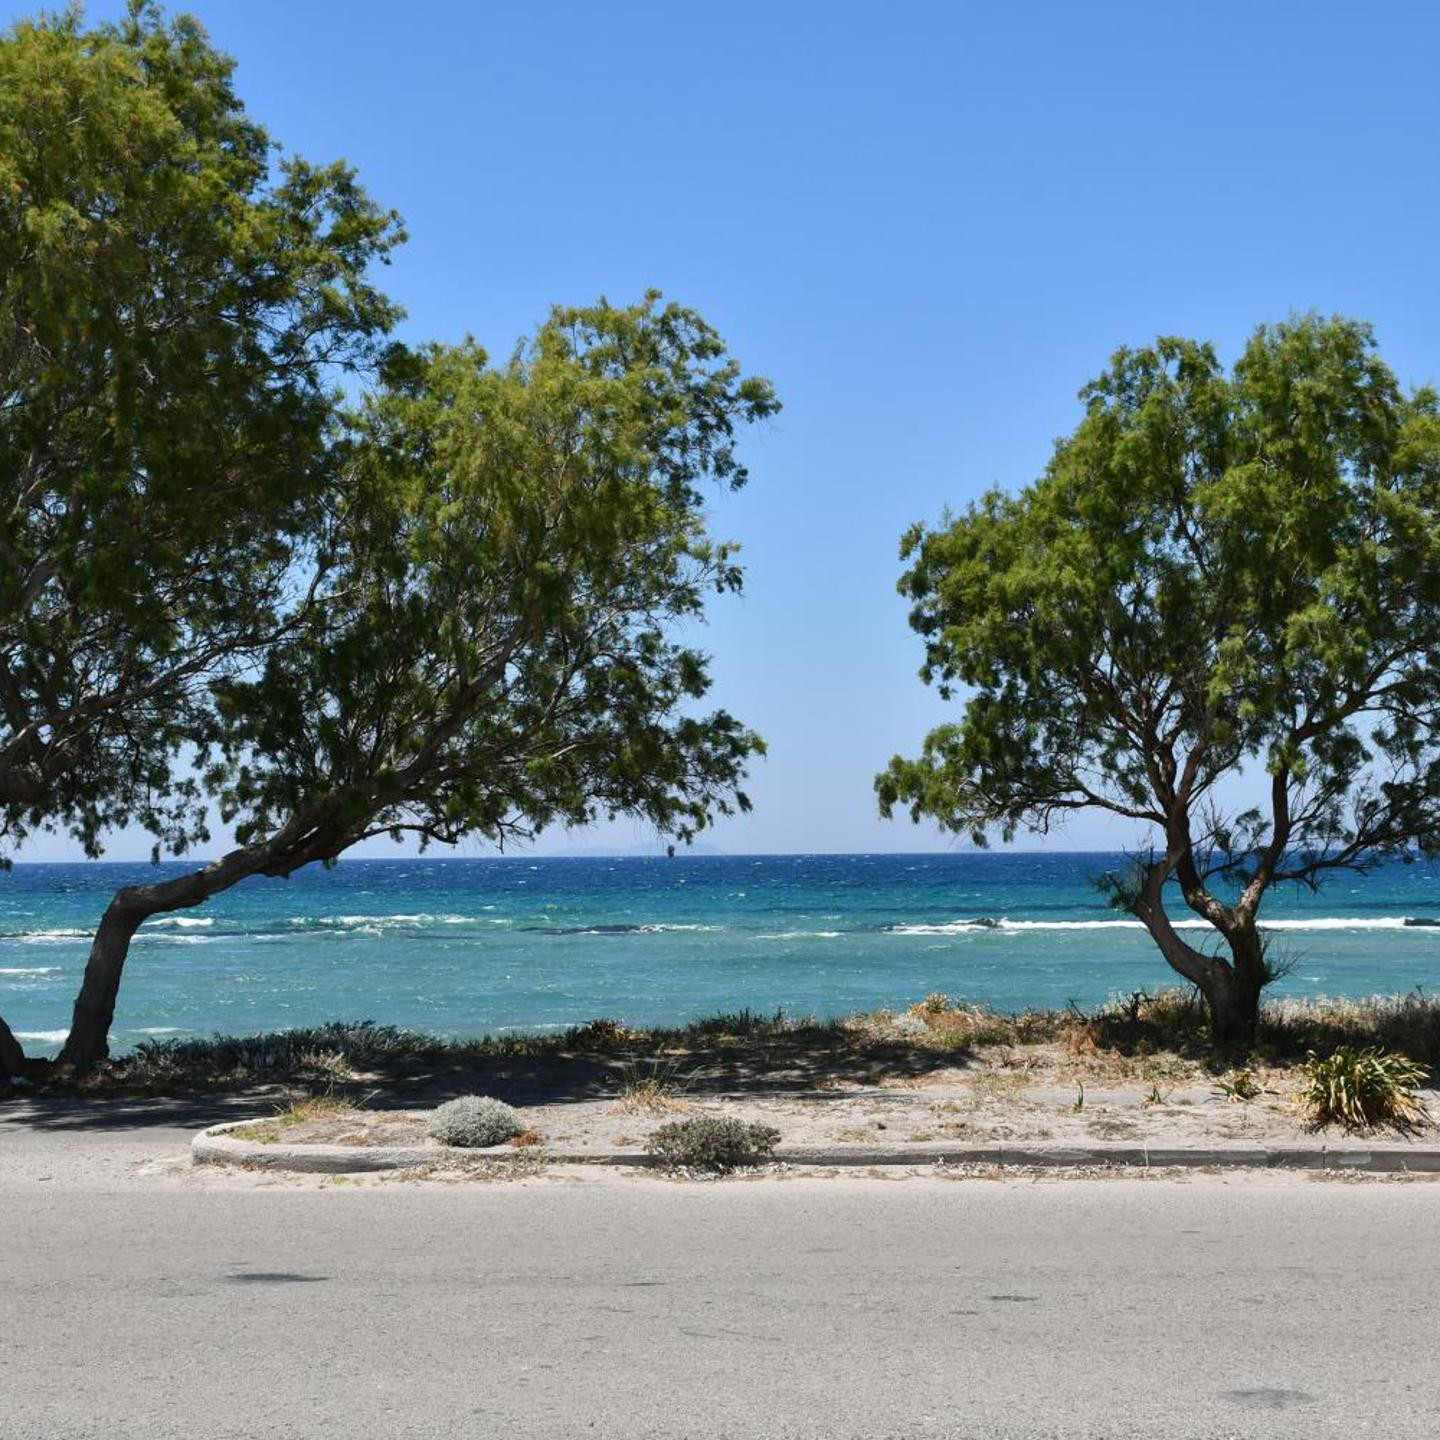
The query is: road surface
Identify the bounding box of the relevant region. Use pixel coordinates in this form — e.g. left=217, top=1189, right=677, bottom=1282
left=3, top=1100, right=1437, bottom=1438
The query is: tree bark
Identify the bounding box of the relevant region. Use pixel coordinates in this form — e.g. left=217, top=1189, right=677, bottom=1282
left=1131, top=858, right=1269, bottom=1049
left=0, top=1010, right=25, bottom=1079
left=1202, top=925, right=1268, bottom=1049
left=56, top=896, right=146, bottom=1066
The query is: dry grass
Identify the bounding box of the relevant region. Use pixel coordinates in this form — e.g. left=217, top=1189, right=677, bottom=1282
left=382, top=1152, right=549, bottom=1184
left=232, top=1096, right=366, bottom=1145
left=609, top=1058, right=694, bottom=1115
left=28, top=988, right=1440, bottom=1113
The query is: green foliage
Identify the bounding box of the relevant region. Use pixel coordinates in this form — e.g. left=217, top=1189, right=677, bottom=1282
left=428, top=1095, right=524, bottom=1148
left=646, top=1115, right=781, bottom=1172
left=1300, top=1046, right=1429, bottom=1131
left=48, top=288, right=774, bottom=1064
left=879, top=316, right=1440, bottom=1042
left=0, top=1, right=402, bottom=859
left=203, top=293, right=776, bottom=870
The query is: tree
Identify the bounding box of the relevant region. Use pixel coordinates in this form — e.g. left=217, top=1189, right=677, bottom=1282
left=0, top=3, right=401, bottom=1072
left=876, top=316, right=1440, bottom=1046
left=56, top=294, right=777, bottom=1064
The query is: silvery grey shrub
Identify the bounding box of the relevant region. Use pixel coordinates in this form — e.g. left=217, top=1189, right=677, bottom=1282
left=428, top=1095, right=523, bottom=1147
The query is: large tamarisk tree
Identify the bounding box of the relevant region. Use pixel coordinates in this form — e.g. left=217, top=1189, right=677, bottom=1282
left=0, top=4, right=402, bottom=1075
left=877, top=316, right=1440, bottom=1046
left=56, top=295, right=777, bottom=1064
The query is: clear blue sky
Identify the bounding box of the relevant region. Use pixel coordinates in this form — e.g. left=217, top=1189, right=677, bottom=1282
left=15, top=0, right=1440, bottom=858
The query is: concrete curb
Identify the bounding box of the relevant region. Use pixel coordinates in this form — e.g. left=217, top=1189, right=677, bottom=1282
left=191, top=1120, right=1440, bottom=1175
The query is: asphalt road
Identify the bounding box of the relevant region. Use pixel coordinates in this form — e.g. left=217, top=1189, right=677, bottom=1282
left=3, top=1105, right=1438, bottom=1439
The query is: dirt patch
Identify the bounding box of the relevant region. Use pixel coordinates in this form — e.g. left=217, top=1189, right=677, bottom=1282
left=233, top=1103, right=430, bottom=1147
left=220, top=1048, right=1437, bottom=1158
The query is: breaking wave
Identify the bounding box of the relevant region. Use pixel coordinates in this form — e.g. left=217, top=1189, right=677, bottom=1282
left=886, top=916, right=1428, bottom=935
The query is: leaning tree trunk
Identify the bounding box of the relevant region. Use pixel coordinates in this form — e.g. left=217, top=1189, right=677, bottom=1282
left=0, top=1011, right=26, bottom=1079
left=57, top=896, right=146, bottom=1067
left=53, top=801, right=357, bottom=1066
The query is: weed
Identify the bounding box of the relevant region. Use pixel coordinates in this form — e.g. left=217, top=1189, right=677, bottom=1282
left=1073, top=1082, right=1085, bottom=1113
left=1300, top=1047, right=1430, bottom=1131
left=910, top=993, right=953, bottom=1019
left=1213, top=1069, right=1264, bottom=1103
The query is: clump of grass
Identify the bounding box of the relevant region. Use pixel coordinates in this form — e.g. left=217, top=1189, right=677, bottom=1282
left=235, top=1095, right=361, bottom=1144
left=647, top=1115, right=781, bottom=1173
left=428, top=1095, right=524, bottom=1148
left=1300, top=1047, right=1430, bottom=1131
left=611, top=1057, right=692, bottom=1115
left=890, top=995, right=1020, bottom=1049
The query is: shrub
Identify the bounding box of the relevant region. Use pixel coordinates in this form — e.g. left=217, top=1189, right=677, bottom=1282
left=428, top=1095, right=524, bottom=1147
left=1301, top=1047, right=1430, bottom=1131
left=646, top=1115, right=781, bottom=1173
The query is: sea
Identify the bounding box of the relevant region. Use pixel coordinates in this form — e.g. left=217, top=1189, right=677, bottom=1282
left=2, top=853, right=1439, bottom=1056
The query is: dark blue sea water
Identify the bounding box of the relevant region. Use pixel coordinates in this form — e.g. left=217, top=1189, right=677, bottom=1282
left=3, top=853, right=1439, bottom=1055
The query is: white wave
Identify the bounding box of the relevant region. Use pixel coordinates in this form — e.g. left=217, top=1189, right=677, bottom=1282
left=147, top=916, right=214, bottom=929
left=637, top=923, right=719, bottom=933
left=757, top=930, right=843, bottom=940
left=5, top=928, right=89, bottom=943
left=889, top=916, right=1422, bottom=935
left=1257, top=917, right=1416, bottom=931
left=15, top=1030, right=68, bottom=1043
left=292, top=912, right=473, bottom=930
left=135, top=1026, right=181, bottom=1035
left=0, top=966, right=60, bottom=976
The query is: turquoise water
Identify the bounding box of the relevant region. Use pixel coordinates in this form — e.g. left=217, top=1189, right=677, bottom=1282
left=2, top=853, right=1438, bottom=1055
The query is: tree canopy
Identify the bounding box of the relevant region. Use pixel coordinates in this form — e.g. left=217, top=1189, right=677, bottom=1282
left=877, top=315, right=1440, bottom=1043
left=0, top=1, right=402, bottom=861
left=56, top=294, right=777, bottom=1064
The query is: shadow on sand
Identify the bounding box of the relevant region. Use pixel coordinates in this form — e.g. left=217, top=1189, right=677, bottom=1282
left=3, top=1025, right=977, bottom=1130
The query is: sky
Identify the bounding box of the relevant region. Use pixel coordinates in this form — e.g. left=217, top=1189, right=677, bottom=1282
left=13, top=0, right=1440, bottom=860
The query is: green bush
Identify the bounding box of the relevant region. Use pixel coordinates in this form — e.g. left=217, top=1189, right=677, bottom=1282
left=646, top=1115, right=781, bottom=1173
left=1301, top=1047, right=1430, bottom=1131
left=428, top=1095, right=523, bottom=1147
